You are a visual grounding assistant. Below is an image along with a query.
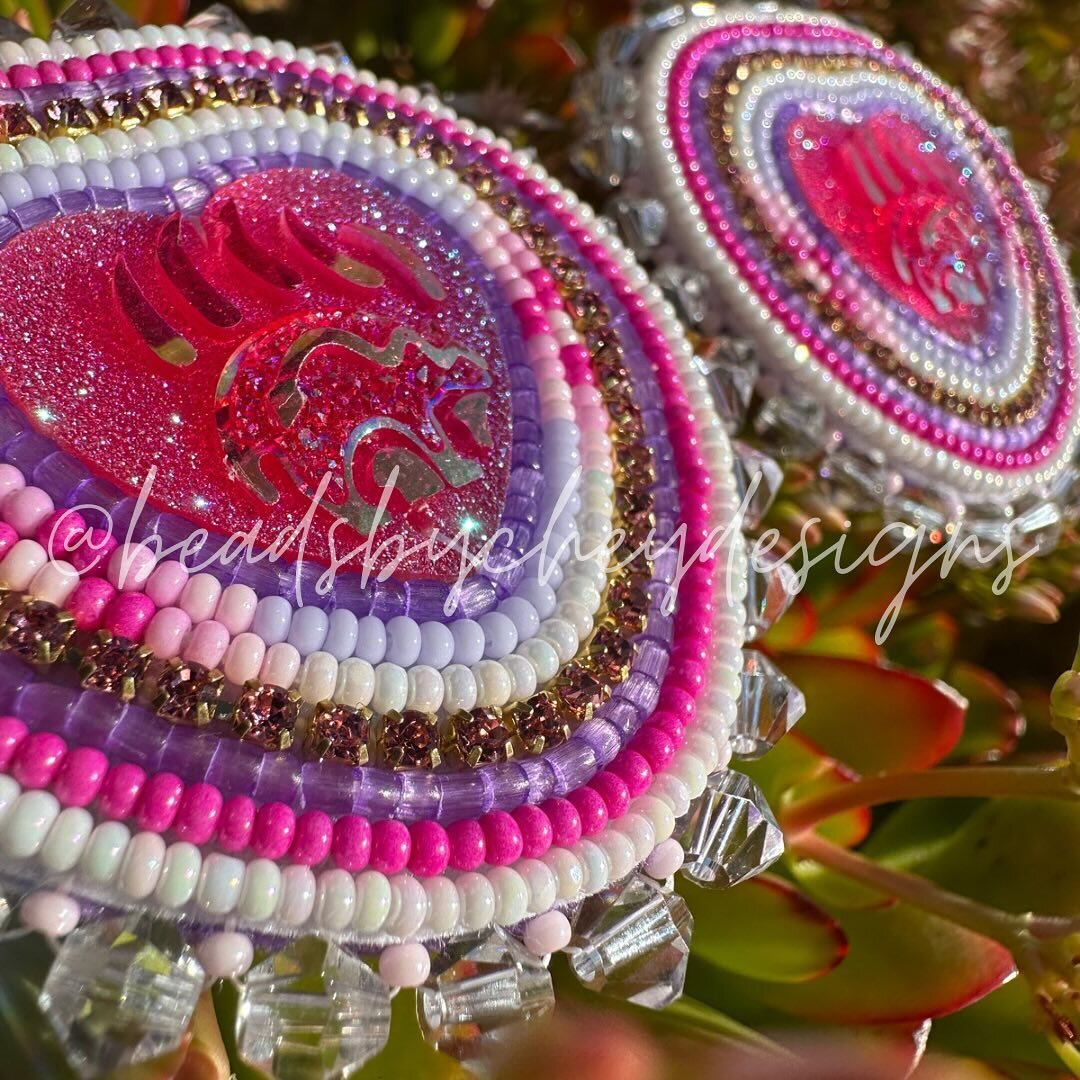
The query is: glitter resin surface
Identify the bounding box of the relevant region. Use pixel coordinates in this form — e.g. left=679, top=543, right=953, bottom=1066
left=635, top=4, right=1080, bottom=498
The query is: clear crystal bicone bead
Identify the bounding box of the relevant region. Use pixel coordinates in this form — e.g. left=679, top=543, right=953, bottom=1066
left=572, top=67, right=639, bottom=122
left=236, top=937, right=390, bottom=1080
left=731, top=441, right=783, bottom=529
left=820, top=446, right=904, bottom=508
left=38, top=915, right=205, bottom=1078
left=882, top=486, right=965, bottom=537
left=569, top=874, right=692, bottom=1009
left=695, top=338, right=759, bottom=431
left=606, top=195, right=667, bottom=254
left=184, top=2, right=250, bottom=35
left=570, top=123, right=644, bottom=188
left=734, top=650, right=806, bottom=757
left=744, top=554, right=799, bottom=641
left=417, top=928, right=554, bottom=1062
left=52, top=0, right=136, bottom=35
left=680, top=771, right=784, bottom=888
left=652, top=263, right=711, bottom=326
left=753, top=395, right=828, bottom=457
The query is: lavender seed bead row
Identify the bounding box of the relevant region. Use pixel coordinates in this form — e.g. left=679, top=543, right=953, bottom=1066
left=0, top=153, right=546, bottom=623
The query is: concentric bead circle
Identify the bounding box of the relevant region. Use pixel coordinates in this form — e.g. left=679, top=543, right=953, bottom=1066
left=639, top=4, right=1080, bottom=496
left=0, top=22, right=747, bottom=949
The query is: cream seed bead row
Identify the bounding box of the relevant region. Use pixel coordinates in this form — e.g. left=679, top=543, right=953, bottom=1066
left=642, top=9, right=1080, bottom=496
left=0, top=25, right=352, bottom=77
left=736, top=68, right=1035, bottom=398
left=0, top=114, right=626, bottom=718
left=0, top=746, right=693, bottom=943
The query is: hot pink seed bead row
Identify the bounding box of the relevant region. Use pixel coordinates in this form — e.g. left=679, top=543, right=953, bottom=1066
left=0, top=44, right=338, bottom=89
left=0, top=717, right=655, bottom=875
left=666, top=21, right=1076, bottom=470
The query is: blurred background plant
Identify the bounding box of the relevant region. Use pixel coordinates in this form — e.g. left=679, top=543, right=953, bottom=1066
left=0, top=0, right=1078, bottom=1077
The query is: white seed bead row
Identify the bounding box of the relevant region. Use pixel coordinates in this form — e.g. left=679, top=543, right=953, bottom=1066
left=638, top=5, right=1080, bottom=496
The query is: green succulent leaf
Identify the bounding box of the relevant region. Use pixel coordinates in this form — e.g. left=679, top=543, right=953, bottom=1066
left=760, top=594, right=817, bottom=653
left=356, top=989, right=468, bottom=1079
left=788, top=852, right=900, bottom=912
left=944, top=662, right=1026, bottom=764
left=929, top=978, right=1068, bottom=1075
left=884, top=612, right=959, bottom=679
left=409, top=4, right=469, bottom=70
left=739, top=732, right=870, bottom=847
left=779, top=625, right=882, bottom=662
left=679, top=874, right=848, bottom=984
left=809, top=560, right=925, bottom=631
left=868, top=796, right=1080, bottom=918
left=687, top=900, right=1015, bottom=1026
left=774, top=654, right=967, bottom=775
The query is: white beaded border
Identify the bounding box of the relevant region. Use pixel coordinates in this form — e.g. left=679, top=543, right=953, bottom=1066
left=639, top=4, right=1080, bottom=499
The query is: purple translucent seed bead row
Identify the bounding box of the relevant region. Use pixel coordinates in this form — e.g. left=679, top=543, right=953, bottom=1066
left=0, top=159, right=542, bottom=622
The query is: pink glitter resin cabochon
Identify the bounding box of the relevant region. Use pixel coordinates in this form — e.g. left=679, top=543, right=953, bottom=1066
left=0, top=169, right=513, bottom=576
left=786, top=110, right=993, bottom=346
